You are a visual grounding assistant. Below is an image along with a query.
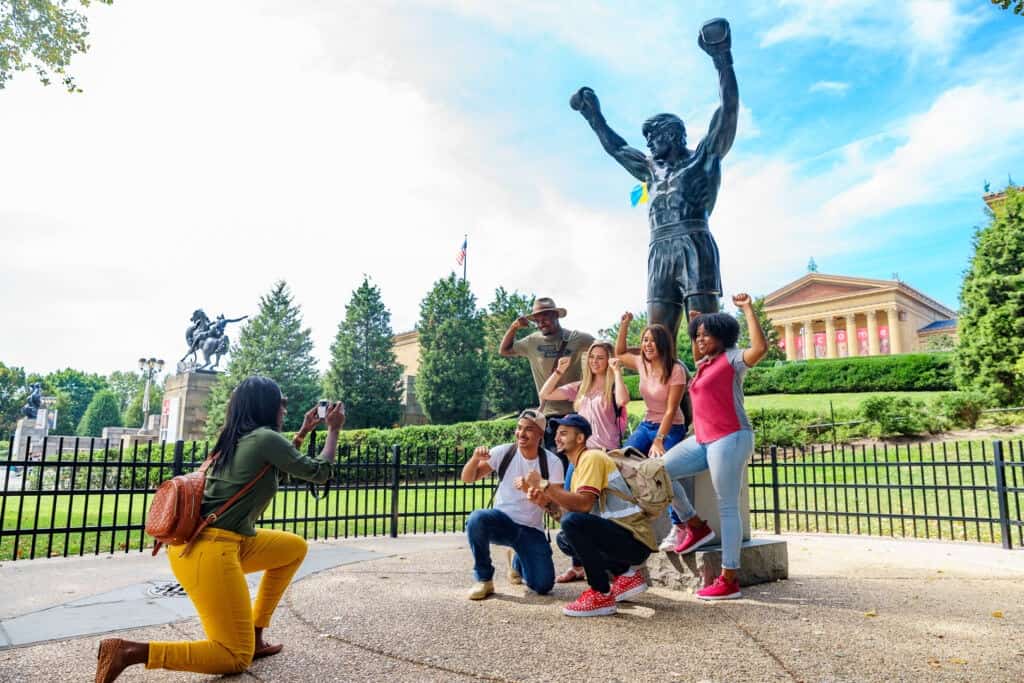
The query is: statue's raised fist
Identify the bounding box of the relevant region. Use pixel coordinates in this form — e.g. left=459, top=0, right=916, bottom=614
left=570, top=87, right=601, bottom=118
left=698, top=17, right=732, bottom=61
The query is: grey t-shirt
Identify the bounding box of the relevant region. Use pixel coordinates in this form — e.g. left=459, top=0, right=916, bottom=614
left=511, top=328, right=595, bottom=416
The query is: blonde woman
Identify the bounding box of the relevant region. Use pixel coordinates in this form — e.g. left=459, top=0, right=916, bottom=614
left=539, top=341, right=629, bottom=451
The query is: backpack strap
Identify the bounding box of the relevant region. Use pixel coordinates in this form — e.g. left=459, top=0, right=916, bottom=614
left=176, top=462, right=273, bottom=558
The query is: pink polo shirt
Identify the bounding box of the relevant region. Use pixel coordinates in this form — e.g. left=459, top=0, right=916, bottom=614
left=689, top=348, right=753, bottom=444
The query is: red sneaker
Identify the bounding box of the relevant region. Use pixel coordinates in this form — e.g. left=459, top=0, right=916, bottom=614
left=562, top=588, right=617, bottom=617
left=697, top=575, right=741, bottom=601
left=610, top=572, right=648, bottom=603
left=674, top=523, right=716, bottom=554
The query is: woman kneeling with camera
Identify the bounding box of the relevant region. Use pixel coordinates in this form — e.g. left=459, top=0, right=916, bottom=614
left=95, top=376, right=344, bottom=682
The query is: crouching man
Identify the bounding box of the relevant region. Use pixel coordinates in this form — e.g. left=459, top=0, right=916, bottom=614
left=460, top=409, right=565, bottom=600
left=526, top=414, right=657, bottom=616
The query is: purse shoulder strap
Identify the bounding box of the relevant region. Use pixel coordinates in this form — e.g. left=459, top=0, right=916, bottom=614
left=178, top=462, right=273, bottom=555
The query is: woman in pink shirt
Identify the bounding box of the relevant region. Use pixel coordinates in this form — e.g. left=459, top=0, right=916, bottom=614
left=660, top=293, right=768, bottom=601
left=540, top=341, right=630, bottom=451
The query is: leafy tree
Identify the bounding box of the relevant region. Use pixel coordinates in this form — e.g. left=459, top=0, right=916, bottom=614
left=323, top=277, right=404, bottom=429
left=598, top=310, right=648, bottom=348
left=416, top=274, right=487, bottom=424
left=737, top=296, right=785, bottom=362
left=0, top=0, right=113, bottom=91
left=0, top=361, right=28, bottom=436
left=955, top=186, right=1024, bottom=405
left=42, top=368, right=107, bottom=434
left=107, top=370, right=142, bottom=414
left=992, top=0, right=1024, bottom=18
left=122, top=381, right=164, bottom=428
left=205, top=281, right=320, bottom=438
left=483, top=288, right=536, bottom=416
left=922, top=333, right=957, bottom=353
left=76, top=389, right=121, bottom=436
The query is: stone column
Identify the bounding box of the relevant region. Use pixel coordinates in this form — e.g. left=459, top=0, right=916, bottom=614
left=802, top=319, right=814, bottom=359
left=825, top=317, right=838, bottom=359
left=845, top=314, right=858, bottom=357
left=889, top=306, right=903, bottom=354
left=784, top=322, right=797, bottom=361
left=866, top=310, right=880, bottom=356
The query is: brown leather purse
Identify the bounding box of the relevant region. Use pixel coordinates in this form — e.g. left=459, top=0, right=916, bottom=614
left=145, top=453, right=271, bottom=556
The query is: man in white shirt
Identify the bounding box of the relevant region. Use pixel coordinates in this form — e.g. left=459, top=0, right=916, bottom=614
left=460, top=409, right=565, bottom=600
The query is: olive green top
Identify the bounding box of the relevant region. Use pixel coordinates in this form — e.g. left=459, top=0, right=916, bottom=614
left=202, top=427, right=333, bottom=536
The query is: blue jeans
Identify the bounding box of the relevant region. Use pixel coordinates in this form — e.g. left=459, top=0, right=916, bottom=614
left=661, top=430, right=755, bottom=570
left=465, top=509, right=554, bottom=594
left=625, top=421, right=693, bottom=525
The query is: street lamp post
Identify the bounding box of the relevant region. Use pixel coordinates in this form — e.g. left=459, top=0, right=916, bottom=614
left=138, top=357, right=165, bottom=429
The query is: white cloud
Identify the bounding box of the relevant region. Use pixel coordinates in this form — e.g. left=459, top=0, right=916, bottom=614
left=809, top=80, right=850, bottom=95
left=760, top=0, right=986, bottom=60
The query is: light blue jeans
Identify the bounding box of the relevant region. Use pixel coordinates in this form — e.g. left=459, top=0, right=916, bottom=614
left=662, top=430, right=754, bottom=570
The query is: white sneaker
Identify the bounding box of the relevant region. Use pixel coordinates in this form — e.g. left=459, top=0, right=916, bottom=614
left=658, top=525, right=684, bottom=553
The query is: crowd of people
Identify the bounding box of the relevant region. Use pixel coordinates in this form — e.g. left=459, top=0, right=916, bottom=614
left=94, top=294, right=767, bottom=681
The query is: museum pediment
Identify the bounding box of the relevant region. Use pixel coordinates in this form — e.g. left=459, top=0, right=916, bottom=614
left=764, top=275, right=889, bottom=309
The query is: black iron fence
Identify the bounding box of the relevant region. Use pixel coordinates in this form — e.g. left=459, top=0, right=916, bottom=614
left=3, top=435, right=1023, bottom=561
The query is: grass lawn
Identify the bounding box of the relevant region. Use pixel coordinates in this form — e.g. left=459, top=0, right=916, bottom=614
left=626, top=391, right=951, bottom=419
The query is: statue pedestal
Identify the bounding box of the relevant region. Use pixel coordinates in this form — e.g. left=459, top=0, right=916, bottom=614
left=646, top=468, right=788, bottom=590
left=161, top=371, right=218, bottom=442
left=12, top=409, right=54, bottom=458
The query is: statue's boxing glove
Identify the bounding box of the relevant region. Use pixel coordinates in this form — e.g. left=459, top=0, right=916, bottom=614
left=698, top=18, right=732, bottom=69
left=570, top=87, right=601, bottom=120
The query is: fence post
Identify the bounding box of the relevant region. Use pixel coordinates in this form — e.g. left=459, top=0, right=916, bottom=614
left=389, top=445, right=401, bottom=538
left=172, top=440, right=185, bottom=476
left=770, top=445, right=781, bottom=535
left=993, top=440, right=1012, bottom=550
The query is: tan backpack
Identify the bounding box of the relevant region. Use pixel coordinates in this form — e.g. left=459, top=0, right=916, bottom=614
left=604, top=447, right=674, bottom=518
left=145, top=454, right=269, bottom=556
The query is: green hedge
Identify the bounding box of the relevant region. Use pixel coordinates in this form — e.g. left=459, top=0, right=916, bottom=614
left=744, top=353, right=954, bottom=395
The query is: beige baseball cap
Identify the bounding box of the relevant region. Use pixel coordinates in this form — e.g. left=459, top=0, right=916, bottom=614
left=517, top=408, right=547, bottom=433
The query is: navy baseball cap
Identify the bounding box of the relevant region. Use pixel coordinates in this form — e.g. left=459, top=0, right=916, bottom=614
left=552, top=413, right=592, bottom=440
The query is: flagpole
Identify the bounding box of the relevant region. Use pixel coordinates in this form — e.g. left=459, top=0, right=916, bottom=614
left=462, top=233, right=467, bottom=282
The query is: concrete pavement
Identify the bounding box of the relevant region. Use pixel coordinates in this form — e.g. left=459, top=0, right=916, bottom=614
left=1, top=532, right=1022, bottom=682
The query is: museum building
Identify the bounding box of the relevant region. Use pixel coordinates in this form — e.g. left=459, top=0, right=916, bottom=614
left=763, top=273, right=957, bottom=361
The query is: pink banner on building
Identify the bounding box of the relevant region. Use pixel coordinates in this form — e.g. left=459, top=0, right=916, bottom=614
left=879, top=326, right=890, bottom=354
left=836, top=329, right=848, bottom=357
left=813, top=332, right=826, bottom=359
left=795, top=334, right=805, bottom=360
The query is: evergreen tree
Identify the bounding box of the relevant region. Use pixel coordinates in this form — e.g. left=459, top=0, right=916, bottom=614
left=123, top=383, right=165, bottom=428
left=43, top=368, right=107, bottom=434
left=323, top=277, right=404, bottom=429
left=416, top=274, right=487, bottom=424
left=956, top=186, right=1024, bottom=405
left=77, top=390, right=122, bottom=437
left=737, top=296, right=784, bottom=362
left=483, top=288, right=536, bottom=416
left=205, top=281, right=320, bottom=438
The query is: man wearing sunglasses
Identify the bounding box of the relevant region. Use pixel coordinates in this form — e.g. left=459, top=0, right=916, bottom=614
left=460, top=409, right=564, bottom=601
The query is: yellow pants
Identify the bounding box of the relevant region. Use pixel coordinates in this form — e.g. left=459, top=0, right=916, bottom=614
left=147, top=527, right=307, bottom=674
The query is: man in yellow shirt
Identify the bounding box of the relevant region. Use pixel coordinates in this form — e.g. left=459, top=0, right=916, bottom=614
left=526, top=414, right=656, bottom=617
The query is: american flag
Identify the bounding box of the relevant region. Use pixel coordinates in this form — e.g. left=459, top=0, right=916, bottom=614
left=455, top=237, right=467, bottom=266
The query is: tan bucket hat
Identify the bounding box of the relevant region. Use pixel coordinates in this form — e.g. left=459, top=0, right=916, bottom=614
left=526, top=297, right=567, bottom=321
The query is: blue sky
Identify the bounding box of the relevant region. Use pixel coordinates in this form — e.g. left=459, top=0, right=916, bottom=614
left=1, top=1, right=1022, bottom=374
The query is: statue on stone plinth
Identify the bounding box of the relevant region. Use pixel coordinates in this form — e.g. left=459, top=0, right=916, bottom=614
left=570, top=17, right=738, bottom=339
left=178, top=309, right=247, bottom=372
left=21, top=382, right=42, bottom=419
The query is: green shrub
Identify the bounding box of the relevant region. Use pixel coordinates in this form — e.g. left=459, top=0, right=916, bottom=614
left=76, top=390, right=123, bottom=437
left=745, top=353, right=954, bottom=395
left=623, top=374, right=640, bottom=401
left=860, top=395, right=926, bottom=437
left=929, top=390, right=990, bottom=429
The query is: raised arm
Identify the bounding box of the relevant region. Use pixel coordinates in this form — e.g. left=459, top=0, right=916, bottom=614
left=610, top=358, right=630, bottom=407
left=539, top=356, right=574, bottom=401
left=615, top=311, right=639, bottom=370
left=734, top=293, right=768, bottom=367
left=571, top=87, right=651, bottom=183
left=499, top=316, right=529, bottom=357
left=698, top=18, right=738, bottom=158
left=460, top=446, right=495, bottom=483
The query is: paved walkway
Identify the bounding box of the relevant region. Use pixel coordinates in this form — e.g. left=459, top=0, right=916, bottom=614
left=1, top=533, right=1023, bottom=682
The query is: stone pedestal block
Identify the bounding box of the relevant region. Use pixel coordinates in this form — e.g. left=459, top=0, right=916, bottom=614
left=12, top=417, right=48, bottom=458
left=646, top=537, right=789, bottom=591
left=162, top=371, right=218, bottom=442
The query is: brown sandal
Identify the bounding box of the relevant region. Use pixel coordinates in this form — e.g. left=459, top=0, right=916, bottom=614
left=95, top=638, right=125, bottom=683
left=555, top=566, right=585, bottom=583
left=254, top=643, right=284, bottom=659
